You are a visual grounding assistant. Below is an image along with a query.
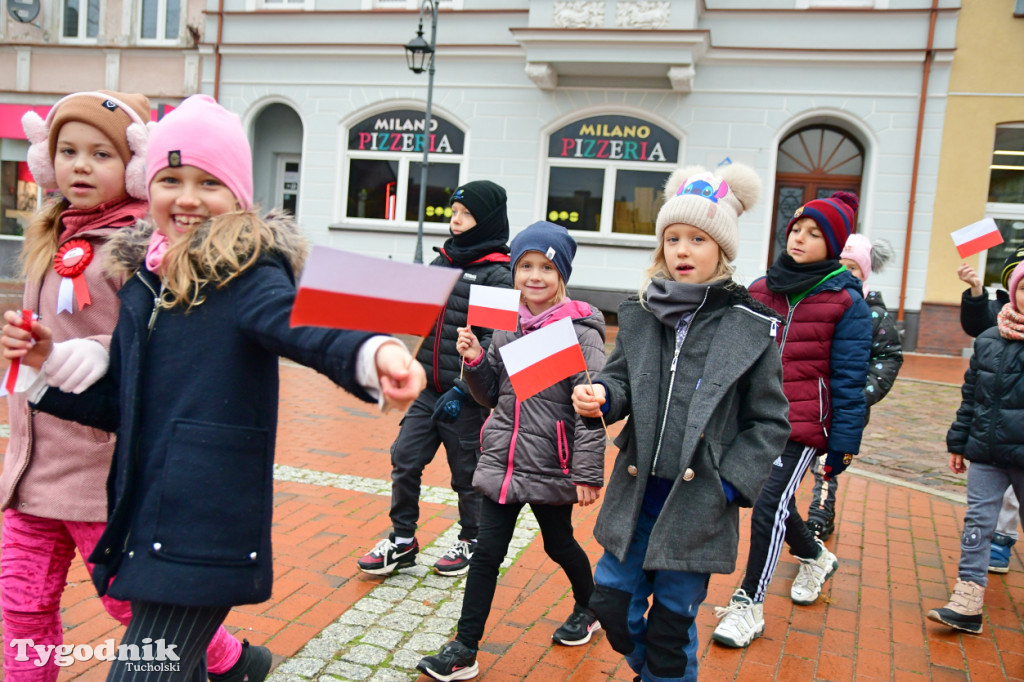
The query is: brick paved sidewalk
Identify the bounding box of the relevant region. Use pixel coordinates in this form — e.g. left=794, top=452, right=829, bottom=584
left=1, top=361, right=1021, bottom=681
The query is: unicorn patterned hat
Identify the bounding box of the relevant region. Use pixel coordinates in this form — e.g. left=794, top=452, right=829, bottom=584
left=654, top=162, right=761, bottom=262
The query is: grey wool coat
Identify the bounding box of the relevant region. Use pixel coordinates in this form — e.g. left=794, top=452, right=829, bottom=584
left=593, top=285, right=791, bottom=574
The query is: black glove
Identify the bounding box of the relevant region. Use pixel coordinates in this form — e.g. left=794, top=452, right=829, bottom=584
left=431, top=380, right=469, bottom=423
left=822, top=451, right=853, bottom=481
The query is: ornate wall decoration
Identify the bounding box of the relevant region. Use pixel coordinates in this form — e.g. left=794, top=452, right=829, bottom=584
left=616, top=1, right=670, bottom=29
left=553, top=1, right=605, bottom=28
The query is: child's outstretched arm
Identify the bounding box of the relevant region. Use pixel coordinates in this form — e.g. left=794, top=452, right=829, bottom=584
left=459, top=326, right=502, bottom=409
left=570, top=325, right=608, bottom=491
left=373, top=341, right=426, bottom=412
left=572, top=383, right=606, bottom=418
left=455, top=326, right=483, bottom=363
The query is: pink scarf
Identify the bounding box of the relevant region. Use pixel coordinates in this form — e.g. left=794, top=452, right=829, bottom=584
left=59, top=195, right=148, bottom=242
left=518, top=298, right=594, bottom=334
left=145, top=230, right=170, bottom=273
left=998, top=302, right=1024, bottom=341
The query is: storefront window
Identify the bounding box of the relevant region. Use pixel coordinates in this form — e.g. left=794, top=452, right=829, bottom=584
left=989, top=124, right=1024, bottom=205
left=344, top=109, right=466, bottom=226
left=545, top=114, right=678, bottom=236
left=0, top=160, right=37, bottom=236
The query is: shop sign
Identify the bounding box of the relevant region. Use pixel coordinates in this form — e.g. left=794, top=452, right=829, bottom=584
left=548, top=115, right=678, bottom=163
left=348, top=109, right=465, bottom=155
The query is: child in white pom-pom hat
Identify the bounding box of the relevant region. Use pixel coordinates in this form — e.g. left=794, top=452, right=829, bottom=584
left=572, top=163, right=790, bottom=681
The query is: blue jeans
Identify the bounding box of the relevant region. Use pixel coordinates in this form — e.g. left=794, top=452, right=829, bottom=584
left=593, top=508, right=709, bottom=682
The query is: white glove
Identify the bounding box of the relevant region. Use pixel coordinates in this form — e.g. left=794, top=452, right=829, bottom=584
left=44, top=339, right=109, bottom=394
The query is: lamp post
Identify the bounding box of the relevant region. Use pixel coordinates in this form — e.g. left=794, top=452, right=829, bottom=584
left=404, top=0, right=437, bottom=264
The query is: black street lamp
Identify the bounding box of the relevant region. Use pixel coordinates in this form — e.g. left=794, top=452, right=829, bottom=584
left=404, top=0, right=438, bottom=264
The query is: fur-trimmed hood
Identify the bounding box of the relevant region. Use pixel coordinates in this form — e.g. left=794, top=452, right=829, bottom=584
left=103, top=209, right=308, bottom=281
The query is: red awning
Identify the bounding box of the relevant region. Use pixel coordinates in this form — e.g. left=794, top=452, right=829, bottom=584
left=1, top=102, right=170, bottom=141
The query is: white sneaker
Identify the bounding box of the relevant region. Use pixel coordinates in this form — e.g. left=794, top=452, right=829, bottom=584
left=791, top=538, right=839, bottom=605
left=711, top=589, right=764, bottom=648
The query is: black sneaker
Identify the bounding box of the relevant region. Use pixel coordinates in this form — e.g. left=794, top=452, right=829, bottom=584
left=416, top=640, right=479, bottom=681
left=356, top=534, right=418, bottom=575
left=433, top=538, right=477, bottom=576
left=806, top=514, right=835, bottom=541
left=552, top=604, right=601, bottom=646
left=208, top=640, right=272, bottom=682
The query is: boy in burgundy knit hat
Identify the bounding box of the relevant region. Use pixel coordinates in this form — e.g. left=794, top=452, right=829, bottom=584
left=713, top=190, right=871, bottom=649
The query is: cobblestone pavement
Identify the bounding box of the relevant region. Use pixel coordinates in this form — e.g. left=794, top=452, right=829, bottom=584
left=0, top=357, right=1021, bottom=681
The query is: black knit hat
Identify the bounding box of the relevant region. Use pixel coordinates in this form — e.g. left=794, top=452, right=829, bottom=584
left=1001, top=242, right=1024, bottom=290
left=450, top=180, right=506, bottom=222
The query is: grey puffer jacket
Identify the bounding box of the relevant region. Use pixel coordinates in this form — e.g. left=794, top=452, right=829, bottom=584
left=594, top=286, right=791, bottom=574
left=464, top=301, right=607, bottom=506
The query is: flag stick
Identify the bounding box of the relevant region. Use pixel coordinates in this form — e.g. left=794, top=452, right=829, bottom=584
left=584, top=368, right=609, bottom=440
left=459, top=356, right=465, bottom=381
left=407, top=334, right=426, bottom=368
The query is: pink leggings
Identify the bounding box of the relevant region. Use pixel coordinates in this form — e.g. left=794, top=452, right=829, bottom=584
left=1, top=509, right=242, bottom=681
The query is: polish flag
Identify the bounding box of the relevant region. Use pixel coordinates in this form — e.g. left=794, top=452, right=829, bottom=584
left=468, top=284, right=520, bottom=331
left=290, top=246, right=461, bottom=336
left=499, top=317, right=587, bottom=402
left=952, top=218, right=1004, bottom=259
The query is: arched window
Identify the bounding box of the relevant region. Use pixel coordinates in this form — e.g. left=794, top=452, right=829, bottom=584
left=770, top=125, right=864, bottom=264
left=342, top=108, right=466, bottom=226
left=544, top=114, right=679, bottom=236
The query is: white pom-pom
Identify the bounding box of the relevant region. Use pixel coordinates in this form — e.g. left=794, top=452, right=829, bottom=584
left=717, top=162, right=762, bottom=213
left=870, top=239, right=895, bottom=273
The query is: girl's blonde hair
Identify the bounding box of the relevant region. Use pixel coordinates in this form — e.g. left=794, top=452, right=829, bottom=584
left=158, top=209, right=278, bottom=310
left=637, top=236, right=735, bottom=302
left=20, top=198, right=70, bottom=282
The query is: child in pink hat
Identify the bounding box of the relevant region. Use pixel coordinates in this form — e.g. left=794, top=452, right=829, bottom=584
left=2, top=94, right=426, bottom=681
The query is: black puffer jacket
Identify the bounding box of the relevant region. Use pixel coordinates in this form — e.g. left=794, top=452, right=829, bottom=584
left=947, top=325, right=1024, bottom=469
left=864, top=290, right=903, bottom=408
left=420, top=251, right=512, bottom=392
left=960, top=287, right=1009, bottom=338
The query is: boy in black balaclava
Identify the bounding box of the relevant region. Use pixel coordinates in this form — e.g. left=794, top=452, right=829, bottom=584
left=357, top=180, right=513, bottom=577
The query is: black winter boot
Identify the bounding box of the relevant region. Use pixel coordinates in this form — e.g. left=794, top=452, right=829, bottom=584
left=209, top=640, right=272, bottom=682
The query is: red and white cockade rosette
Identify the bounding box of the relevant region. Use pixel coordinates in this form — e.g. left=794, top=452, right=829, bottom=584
left=1, top=310, right=37, bottom=397
left=53, top=239, right=93, bottom=314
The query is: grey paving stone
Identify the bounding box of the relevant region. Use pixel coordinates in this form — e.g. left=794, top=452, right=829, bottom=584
left=319, top=624, right=363, bottom=646
left=405, top=632, right=450, bottom=652
left=372, top=586, right=410, bottom=603
left=276, top=658, right=326, bottom=678
left=368, top=669, right=415, bottom=682
left=338, top=610, right=377, bottom=626
left=341, top=644, right=389, bottom=666
left=419, top=616, right=458, bottom=634
left=360, top=628, right=404, bottom=649
left=322, top=660, right=372, bottom=680
left=408, top=587, right=447, bottom=604
left=389, top=649, right=423, bottom=670
left=395, top=600, right=436, bottom=616
left=298, top=638, right=341, bottom=659
left=376, top=611, right=422, bottom=631
left=352, top=597, right=393, bottom=614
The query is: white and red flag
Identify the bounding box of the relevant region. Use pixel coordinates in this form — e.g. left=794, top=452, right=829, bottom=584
left=467, top=284, right=520, bottom=332
left=290, top=246, right=461, bottom=336
left=499, top=317, right=586, bottom=402
left=951, top=218, right=1004, bottom=259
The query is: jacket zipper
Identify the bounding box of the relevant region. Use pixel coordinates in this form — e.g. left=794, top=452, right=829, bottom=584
left=778, top=299, right=800, bottom=357
left=733, top=305, right=780, bottom=338
left=556, top=420, right=570, bottom=475
left=651, top=288, right=709, bottom=471
left=498, top=399, right=522, bottom=504
left=138, top=273, right=161, bottom=338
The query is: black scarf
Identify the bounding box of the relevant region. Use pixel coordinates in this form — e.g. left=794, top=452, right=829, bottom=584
left=644, top=277, right=730, bottom=330
left=765, top=253, right=843, bottom=296
left=436, top=203, right=510, bottom=266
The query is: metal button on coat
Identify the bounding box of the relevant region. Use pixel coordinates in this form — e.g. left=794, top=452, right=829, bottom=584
left=250, top=552, right=258, bottom=560
left=683, top=468, right=695, bottom=481
left=627, top=465, right=638, bottom=477
left=153, top=542, right=162, bottom=551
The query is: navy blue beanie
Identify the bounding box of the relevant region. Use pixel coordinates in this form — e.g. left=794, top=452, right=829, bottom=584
left=510, top=221, right=577, bottom=284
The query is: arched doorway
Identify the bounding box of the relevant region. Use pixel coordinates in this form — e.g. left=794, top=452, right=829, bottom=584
left=252, top=103, right=303, bottom=216
left=768, top=125, right=864, bottom=265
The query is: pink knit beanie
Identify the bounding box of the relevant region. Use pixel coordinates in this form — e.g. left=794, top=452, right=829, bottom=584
left=1009, top=261, right=1024, bottom=313
left=840, top=233, right=873, bottom=282
left=145, top=95, right=253, bottom=210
